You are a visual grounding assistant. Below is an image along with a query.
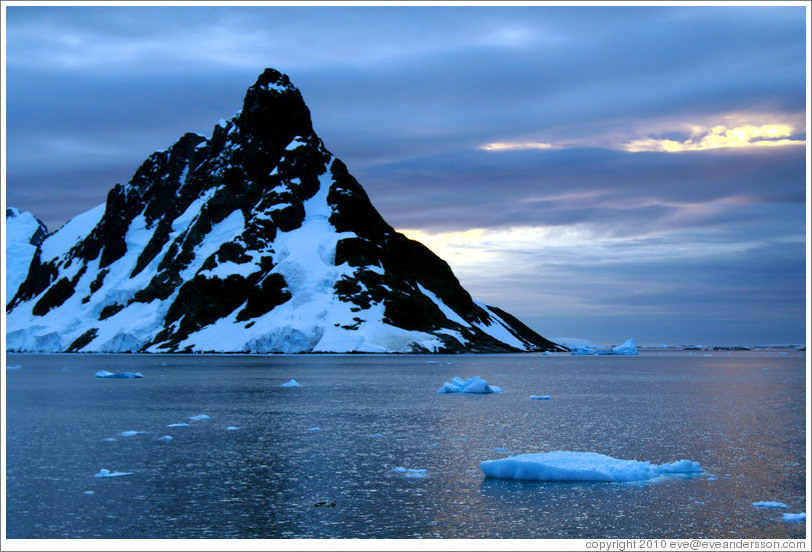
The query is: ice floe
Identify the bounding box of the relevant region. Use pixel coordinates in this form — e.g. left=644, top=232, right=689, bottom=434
left=280, top=379, right=301, bottom=387
left=530, top=395, right=551, bottom=400
left=158, top=435, right=173, bottom=441
left=189, top=414, right=210, bottom=421
left=783, top=513, right=805, bottom=523
left=94, top=469, right=134, bottom=478
left=480, top=451, right=702, bottom=482
left=752, top=501, right=788, bottom=509
left=167, top=423, right=190, bottom=427
left=393, top=467, right=427, bottom=478
left=120, top=431, right=145, bottom=437
left=226, top=426, right=240, bottom=431
left=437, top=376, right=502, bottom=394
left=95, top=370, right=143, bottom=378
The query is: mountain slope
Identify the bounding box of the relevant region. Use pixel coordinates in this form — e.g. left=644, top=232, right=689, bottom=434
left=5, top=208, right=49, bottom=305
left=6, top=68, right=564, bottom=354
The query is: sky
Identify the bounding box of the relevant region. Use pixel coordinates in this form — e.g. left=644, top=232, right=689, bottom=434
left=2, top=3, right=809, bottom=346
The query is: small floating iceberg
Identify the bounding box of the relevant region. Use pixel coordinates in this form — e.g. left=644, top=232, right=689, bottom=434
left=753, top=501, right=788, bottom=509
left=225, top=426, right=240, bottom=431
left=480, top=451, right=702, bottom=482
left=157, top=435, right=173, bottom=441
left=167, top=423, right=189, bottom=428
left=437, top=376, right=502, bottom=394
left=95, top=370, right=143, bottom=378
left=570, top=339, right=638, bottom=356
left=393, top=467, right=427, bottom=478
left=189, top=414, right=210, bottom=421
left=120, top=430, right=145, bottom=437
left=783, top=513, right=805, bottom=523
left=94, top=468, right=133, bottom=478
left=530, top=395, right=551, bottom=400
left=280, top=379, right=300, bottom=387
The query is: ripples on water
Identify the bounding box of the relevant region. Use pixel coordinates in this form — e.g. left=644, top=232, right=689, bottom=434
left=4, top=351, right=806, bottom=539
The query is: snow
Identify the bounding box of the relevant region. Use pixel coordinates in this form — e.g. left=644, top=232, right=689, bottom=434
left=752, top=501, right=788, bottom=509
left=530, top=395, right=552, bottom=400
left=472, top=302, right=529, bottom=351
left=417, top=283, right=470, bottom=327
left=95, top=370, right=143, bottom=378
left=280, top=379, right=301, bottom=387
left=437, top=376, right=503, bottom=394
left=94, top=469, right=133, bottom=478
left=480, top=451, right=702, bottom=482
left=783, top=513, right=806, bottom=522
left=5, top=208, right=47, bottom=302
left=39, top=203, right=105, bottom=262
left=189, top=414, right=210, bottom=421
left=392, top=467, right=427, bottom=478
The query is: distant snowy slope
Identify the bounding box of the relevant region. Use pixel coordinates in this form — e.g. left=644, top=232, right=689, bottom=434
left=6, top=68, right=564, bottom=354
left=5, top=208, right=48, bottom=305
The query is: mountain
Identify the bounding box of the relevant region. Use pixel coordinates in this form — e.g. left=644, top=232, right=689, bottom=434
left=5, top=208, right=48, bottom=305
left=5, top=68, right=565, bottom=354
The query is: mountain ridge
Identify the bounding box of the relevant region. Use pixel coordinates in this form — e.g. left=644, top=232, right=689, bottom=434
left=6, top=68, right=564, bottom=354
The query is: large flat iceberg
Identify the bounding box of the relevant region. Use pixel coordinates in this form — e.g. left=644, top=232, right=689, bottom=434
left=437, top=376, right=502, bottom=394
left=570, top=338, right=638, bottom=356
left=480, top=451, right=702, bottom=482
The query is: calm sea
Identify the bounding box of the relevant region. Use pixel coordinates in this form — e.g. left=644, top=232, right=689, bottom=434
left=4, top=351, right=806, bottom=540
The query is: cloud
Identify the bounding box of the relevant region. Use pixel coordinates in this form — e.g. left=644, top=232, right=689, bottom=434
left=625, top=123, right=806, bottom=152
left=479, top=141, right=556, bottom=152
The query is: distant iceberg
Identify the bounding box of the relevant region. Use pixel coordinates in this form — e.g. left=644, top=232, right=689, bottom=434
left=280, top=379, right=301, bottom=387
left=120, top=430, right=145, bottom=437
left=783, top=513, right=805, bottom=523
left=189, top=414, right=210, bottom=421
left=480, top=451, right=701, bottom=482
left=530, top=395, right=551, bottom=400
left=569, top=338, right=638, bottom=356
left=95, top=370, right=143, bottom=378
left=94, top=469, right=134, bottom=478
left=437, top=376, right=503, bottom=394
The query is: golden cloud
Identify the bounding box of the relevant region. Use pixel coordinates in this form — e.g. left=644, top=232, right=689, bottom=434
left=479, top=141, right=556, bottom=152
left=625, top=124, right=805, bottom=153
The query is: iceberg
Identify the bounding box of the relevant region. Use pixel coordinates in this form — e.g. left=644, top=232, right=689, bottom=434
left=392, top=467, right=427, bottom=478
left=480, top=451, right=702, bottom=482
left=158, top=435, right=173, bottom=441
left=120, top=430, right=145, bottom=437
left=752, top=501, right=788, bottom=509
left=437, top=376, right=503, bottom=394
left=167, top=422, right=190, bottom=427
left=783, top=513, right=805, bottom=523
left=530, top=395, right=551, bottom=400
left=189, top=414, right=210, bottom=421
left=280, top=379, right=301, bottom=387
left=225, top=426, right=240, bottom=431
left=95, top=370, right=143, bottom=378
left=94, top=469, right=134, bottom=478
left=569, top=338, right=638, bottom=356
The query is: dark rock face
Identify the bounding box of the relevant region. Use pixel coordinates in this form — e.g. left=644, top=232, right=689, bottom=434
left=6, top=68, right=565, bottom=354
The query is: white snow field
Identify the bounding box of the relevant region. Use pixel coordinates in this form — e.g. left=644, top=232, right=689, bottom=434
left=5, top=208, right=47, bottom=303
left=480, top=451, right=702, bottom=482
left=436, top=376, right=503, bottom=394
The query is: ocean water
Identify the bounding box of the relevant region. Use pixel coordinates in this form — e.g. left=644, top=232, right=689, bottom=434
left=4, top=351, right=806, bottom=540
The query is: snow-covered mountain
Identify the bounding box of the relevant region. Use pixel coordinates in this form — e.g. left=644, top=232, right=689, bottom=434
left=5, top=68, right=565, bottom=354
left=5, top=208, right=48, bottom=305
